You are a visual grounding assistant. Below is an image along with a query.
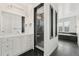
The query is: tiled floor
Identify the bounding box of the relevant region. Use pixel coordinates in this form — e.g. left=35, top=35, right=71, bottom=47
left=19, top=49, right=34, bottom=56
left=19, top=47, right=44, bottom=56
left=20, top=38, right=79, bottom=56
left=51, top=39, right=79, bottom=56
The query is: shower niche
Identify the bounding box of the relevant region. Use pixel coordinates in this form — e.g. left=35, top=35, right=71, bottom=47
left=34, top=3, right=44, bottom=52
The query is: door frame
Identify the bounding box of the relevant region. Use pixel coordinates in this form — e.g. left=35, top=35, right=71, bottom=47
left=34, top=3, right=44, bottom=48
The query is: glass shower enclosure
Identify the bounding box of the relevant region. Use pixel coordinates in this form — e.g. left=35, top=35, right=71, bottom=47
left=34, top=3, right=44, bottom=51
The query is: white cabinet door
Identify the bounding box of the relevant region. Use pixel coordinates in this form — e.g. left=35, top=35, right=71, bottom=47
left=22, top=36, right=27, bottom=52
left=2, top=41, right=8, bottom=56
left=26, top=35, right=31, bottom=50
left=13, top=37, right=21, bottom=56
left=20, top=35, right=30, bottom=53
left=16, top=36, right=21, bottom=55
left=20, top=36, right=24, bottom=52
left=1, top=38, right=7, bottom=56
left=27, top=35, right=32, bottom=50
left=24, top=35, right=28, bottom=51
left=24, top=35, right=33, bottom=51
left=0, top=38, right=8, bottom=56
left=29, top=35, right=34, bottom=49
left=12, top=37, right=17, bottom=56
left=1, top=38, right=14, bottom=56
left=19, top=36, right=23, bottom=54
left=0, top=39, right=2, bottom=56
left=7, top=38, right=14, bottom=56
left=23, top=35, right=31, bottom=52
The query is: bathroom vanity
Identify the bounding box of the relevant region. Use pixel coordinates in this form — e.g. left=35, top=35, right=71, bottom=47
left=0, top=11, right=34, bottom=56
left=0, top=34, right=34, bottom=56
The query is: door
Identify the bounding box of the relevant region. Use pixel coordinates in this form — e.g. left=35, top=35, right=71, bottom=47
left=34, top=3, right=44, bottom=51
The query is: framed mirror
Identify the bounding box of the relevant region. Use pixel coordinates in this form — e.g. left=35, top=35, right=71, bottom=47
left=22, top=16, right=25, bottom=33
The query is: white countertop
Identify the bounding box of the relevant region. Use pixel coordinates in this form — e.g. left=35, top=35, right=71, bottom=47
left=0, top=33, right=34, bottom=38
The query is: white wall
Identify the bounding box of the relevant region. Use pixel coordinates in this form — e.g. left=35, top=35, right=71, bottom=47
left=58, top=3, right=79, bottom=19
left=44, top=3, right=58, bottom=56
left=0, top=3, right=33, bottom=35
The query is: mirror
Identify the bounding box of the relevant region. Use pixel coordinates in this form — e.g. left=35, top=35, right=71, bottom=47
left=22, top=16, right=25, bottom=33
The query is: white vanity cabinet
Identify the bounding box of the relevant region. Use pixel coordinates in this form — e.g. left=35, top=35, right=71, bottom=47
left=25, top=35, right=31, bottom=51
left=0, top=34, right=34, bottom=56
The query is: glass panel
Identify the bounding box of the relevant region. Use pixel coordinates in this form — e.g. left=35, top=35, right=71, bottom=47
left=36, top=13, right=44, bottom=48
left=34, top=3, right=44, bottom=50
